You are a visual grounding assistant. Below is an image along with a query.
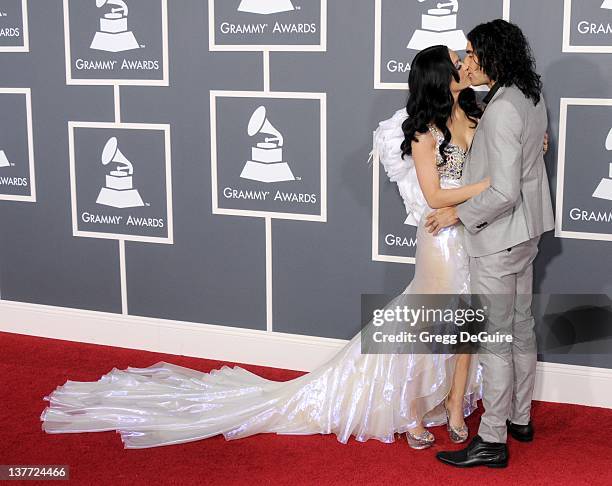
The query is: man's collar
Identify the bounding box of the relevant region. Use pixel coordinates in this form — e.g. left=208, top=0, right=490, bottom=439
left=482, top=82, right=502, bottom=106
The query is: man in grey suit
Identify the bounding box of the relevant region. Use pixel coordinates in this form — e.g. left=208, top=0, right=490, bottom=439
left=426, top=20, right=555, bottom=468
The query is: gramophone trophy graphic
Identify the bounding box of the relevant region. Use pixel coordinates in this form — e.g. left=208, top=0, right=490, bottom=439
left=240, top=106, right=296, bottom=183
left=407, top=0, right=467, bottom=51
left=0, top=149, right=10, bottom=168
left=90, top=0, right=140, bottom=52
left=237, top=0, right=295, bottom=15
left=592, top=128, right=612, bottom=201
left=602, top=0, right=612, bottom=10
left=96, top=136, right=145, bottom=208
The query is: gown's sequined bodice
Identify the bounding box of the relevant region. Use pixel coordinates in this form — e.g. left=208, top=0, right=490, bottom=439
left=427, top=124, right=467, bottom=180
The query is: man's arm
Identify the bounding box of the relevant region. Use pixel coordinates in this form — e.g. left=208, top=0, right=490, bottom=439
left=455, top=99, right=523, bottom=234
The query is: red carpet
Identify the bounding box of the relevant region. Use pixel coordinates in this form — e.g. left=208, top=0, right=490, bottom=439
left=1, top=330, right=611, bottom=485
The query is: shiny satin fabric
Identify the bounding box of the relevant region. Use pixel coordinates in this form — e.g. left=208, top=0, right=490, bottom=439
left=40, top=178, right=482, bottom=449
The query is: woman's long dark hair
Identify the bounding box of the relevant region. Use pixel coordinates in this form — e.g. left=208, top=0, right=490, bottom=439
left=467, top=19, right=542, bottom=105
left=400, top=45, right=482, bottom=165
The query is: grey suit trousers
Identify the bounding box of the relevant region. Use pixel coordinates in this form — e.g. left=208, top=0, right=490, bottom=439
left=470, top=235, right=540, bottom=443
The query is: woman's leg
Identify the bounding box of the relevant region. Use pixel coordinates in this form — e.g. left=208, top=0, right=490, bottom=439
left=445, top=354, right=471, bottom=428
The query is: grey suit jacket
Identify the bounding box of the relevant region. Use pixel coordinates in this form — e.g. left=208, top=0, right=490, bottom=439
left=456, top=85, right=555, bottom=257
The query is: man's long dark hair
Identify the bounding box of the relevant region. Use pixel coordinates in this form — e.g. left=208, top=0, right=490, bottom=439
left=467, top=19, right=542, bottom=105
left=400, top=45, right=482, bottom=164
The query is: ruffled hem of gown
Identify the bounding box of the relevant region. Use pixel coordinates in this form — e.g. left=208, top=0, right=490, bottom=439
left=41, top=340, right=482, bottom=449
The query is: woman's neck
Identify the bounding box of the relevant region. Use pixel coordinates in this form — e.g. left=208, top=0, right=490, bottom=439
left=450, top=98, right=463, bottom=123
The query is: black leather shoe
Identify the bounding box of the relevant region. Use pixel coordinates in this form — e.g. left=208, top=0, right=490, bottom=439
left=436, top=435, right=508, bottom=468
left=507, top=420, right=534, bottom=442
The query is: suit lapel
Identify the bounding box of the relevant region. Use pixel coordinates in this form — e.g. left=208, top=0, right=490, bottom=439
left=466, top=85, right=506, bottom=157
left=485, top=84, right=506, bottom=107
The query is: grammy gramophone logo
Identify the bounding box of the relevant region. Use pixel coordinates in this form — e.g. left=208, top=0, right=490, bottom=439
left=407, top=0, right=467, bottom=51
left=592, top=128, right=612, bottom=201
left=0, top=149, right=11, bottom=168
left=96, top=137, right=145, bottom=208
left=240, top=106, right=296, bottom=183
left=602, top=0, right=612, bottom=10
left=90, top=0, right=140, bottom=53
left=237, top=0, right=295, bottom=15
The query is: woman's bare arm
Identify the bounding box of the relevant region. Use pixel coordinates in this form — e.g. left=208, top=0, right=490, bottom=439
left=411, top=132, right=489, bottom=209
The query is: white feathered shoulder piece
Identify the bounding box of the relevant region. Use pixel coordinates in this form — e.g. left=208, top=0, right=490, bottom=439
left=370, top=108, right=428, bottom=226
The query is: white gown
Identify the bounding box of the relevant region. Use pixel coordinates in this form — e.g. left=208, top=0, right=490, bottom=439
left=40, top=110, right=482, bottom=449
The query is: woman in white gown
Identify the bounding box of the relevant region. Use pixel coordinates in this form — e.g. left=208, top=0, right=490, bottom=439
left=40, top=46, right=491, bottom=450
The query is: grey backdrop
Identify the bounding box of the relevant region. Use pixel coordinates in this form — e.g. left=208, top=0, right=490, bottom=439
left=0, top=0, right=611, bottom=369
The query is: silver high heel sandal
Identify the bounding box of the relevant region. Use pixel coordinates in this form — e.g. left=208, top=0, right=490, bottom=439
left=444, top=399, right=469, bottom=444
left=406, top=428, right=436, bottom=450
